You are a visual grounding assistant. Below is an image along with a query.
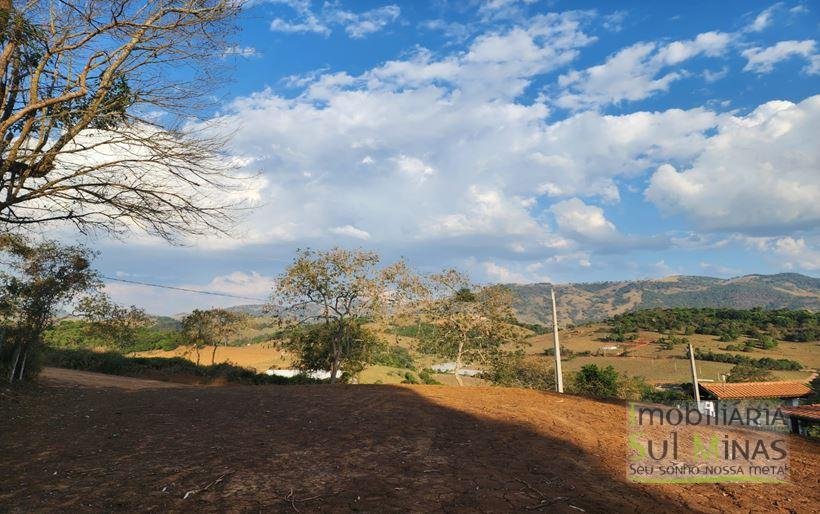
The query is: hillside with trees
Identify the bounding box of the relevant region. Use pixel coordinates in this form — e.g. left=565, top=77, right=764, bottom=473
left=507, top=273, right=820, bottom=324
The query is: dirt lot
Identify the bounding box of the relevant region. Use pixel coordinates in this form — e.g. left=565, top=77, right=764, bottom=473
left=1, top=368, right=818, bottom=513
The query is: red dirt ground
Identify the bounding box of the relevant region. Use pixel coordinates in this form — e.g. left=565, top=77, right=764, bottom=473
left=1, top=367, right=818, bottom=513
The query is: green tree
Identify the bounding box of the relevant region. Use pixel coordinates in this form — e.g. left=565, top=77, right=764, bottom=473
left=570, top=364, right=621, bottom=399
left=77, top=296, right=150, bottom=350
left=756, top=335, right=778, bottom=350
left=0, top=235, right=100, bottom=382
left=809, top=375, right=820, bottom=403
left=271, top=248, right=412, bottom=383
left=181, top=308, right=245, bottom=365
left=284, top=322, right=384, bottom=380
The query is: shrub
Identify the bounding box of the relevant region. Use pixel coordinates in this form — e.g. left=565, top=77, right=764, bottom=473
left=401, top=371, right=420, bottom=384
left=373, top=345, right=415, bottom=369
left=689, top=347, right=802, bottom=370
left=485, top=354, right=555, bottom=391
left=726, top=364, right=775, bottom=383
left=418, top=368, right=442, bottom=385
left=656, top=335, right=688, bottom=350
left=718, top=331, right=739, bottom=342
left=640, top=386, right=690, bottom=404
left=756, top=335, right=778, bottom=350
left=570, top=364, right=621, bottom=399
left=601, top=331, right=637, bottom=343
left=810, top=375, right=820, bottom=403
left=543, top=345, right=574, bottom=358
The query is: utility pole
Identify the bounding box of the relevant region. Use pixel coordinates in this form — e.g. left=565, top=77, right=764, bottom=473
left=551, top=287, right=563, bottom=393
left=688, top=342, right=700, bottom=405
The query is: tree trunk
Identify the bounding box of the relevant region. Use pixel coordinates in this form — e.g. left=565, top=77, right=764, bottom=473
left=17, top=347, right=27, bottom=381
left=329, top=355, right=339, bottom=384
left=329, top=322, right=345, bottom=384
left=329, top=337, right=341, bottom=384
left=211, top=344, right=217, bottom=365
left=8, top=343, right=21, bottom=383
left=454, top=340, right=465, bottom=387
left=195, top=346, right=201, bottom=366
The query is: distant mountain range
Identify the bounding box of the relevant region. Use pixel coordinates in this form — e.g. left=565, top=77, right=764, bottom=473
left=199, top=273, right=819, bottom=326
left=509, top=273, right=820, bottom=325
left=225, top=304, right=271, bottom=317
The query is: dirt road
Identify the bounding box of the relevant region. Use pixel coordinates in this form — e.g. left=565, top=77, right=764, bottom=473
left=1, top=368, right=818, bottom=512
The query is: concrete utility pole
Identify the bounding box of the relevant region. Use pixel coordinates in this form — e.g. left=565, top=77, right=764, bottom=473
left=688, top=342, right=700, bottom=405
left=551, top=287, right=564, bottom=393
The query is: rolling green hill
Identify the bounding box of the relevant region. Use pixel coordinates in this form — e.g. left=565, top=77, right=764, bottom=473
left=508, top=273, right=820, bottom=325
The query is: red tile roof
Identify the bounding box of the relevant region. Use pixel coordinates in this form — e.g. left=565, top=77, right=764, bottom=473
left=699, top=381, right=812, bottom=400
left=781, top=404, right=820, bottom=422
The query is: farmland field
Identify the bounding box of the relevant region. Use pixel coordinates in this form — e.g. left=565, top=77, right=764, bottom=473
left=134, top=342, right=293, bottom=372
left=126, top=320, right=819, bottom=386
left=528, top=324, right=818, bottom=383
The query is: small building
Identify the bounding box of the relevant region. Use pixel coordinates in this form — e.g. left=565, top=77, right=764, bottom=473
left=698, top=381, right=812, bottom=407
left=698, top=380, right=813, bottom=419
left=265, top=369, right=335, bottom=380
left=430, top=362, right=482, bottom=376
left=695, top=381, right=813, bottom=428
left=781, top=404, right=820, bottom=436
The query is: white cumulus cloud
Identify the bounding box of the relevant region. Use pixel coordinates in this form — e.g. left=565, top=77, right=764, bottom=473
left=645, top=95, right=820, bottom=234
left=742, top=39, right=818, bottom=74
left=329, top=225, right=372, bottom=240
left=269, top=2, right=400, bottom=39
left=556, top=31, right=732, bottom=109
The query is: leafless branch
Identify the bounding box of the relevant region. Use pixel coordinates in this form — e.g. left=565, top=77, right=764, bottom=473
left=0, top=0, right=249, bottom=243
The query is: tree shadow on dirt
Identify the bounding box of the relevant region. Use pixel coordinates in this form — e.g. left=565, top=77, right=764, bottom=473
left=1, top=376, right=816, bottom=513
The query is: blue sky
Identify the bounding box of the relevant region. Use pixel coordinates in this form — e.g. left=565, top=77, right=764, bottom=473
left=94, top=0, right=819, bottom=314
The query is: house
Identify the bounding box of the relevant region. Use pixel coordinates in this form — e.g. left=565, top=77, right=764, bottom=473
left=698, top=380, right=813, bottom=418
left=696, top=381, right=813, bottom=428
left=780, top=404, right=820, bottom=436
left=698, top=381, right=812, bottom=407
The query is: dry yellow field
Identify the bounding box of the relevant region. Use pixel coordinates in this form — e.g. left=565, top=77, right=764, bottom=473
left=134, top=343, right=293, bottom=372
left=527, top=323, right=818, bottom=383
left=134, top=321, right=817, bottom=386
left=540, top=355, right=811, bottom=383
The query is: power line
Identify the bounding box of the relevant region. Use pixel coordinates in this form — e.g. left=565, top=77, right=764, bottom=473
left=101, top=275, right=267, bottom=303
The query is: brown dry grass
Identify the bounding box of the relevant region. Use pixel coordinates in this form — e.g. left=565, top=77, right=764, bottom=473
left=134, top=343, right=293, bottom=372
left=528, top=324, right=818, bottom=384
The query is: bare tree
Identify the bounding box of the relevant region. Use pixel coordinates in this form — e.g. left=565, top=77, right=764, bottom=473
left=417, top=270, right=526, bottom=386
left=0, top=0, right=247, bottom=241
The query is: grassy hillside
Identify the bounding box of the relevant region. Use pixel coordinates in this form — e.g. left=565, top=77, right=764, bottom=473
left=508, top=273, right=820, bottom=324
